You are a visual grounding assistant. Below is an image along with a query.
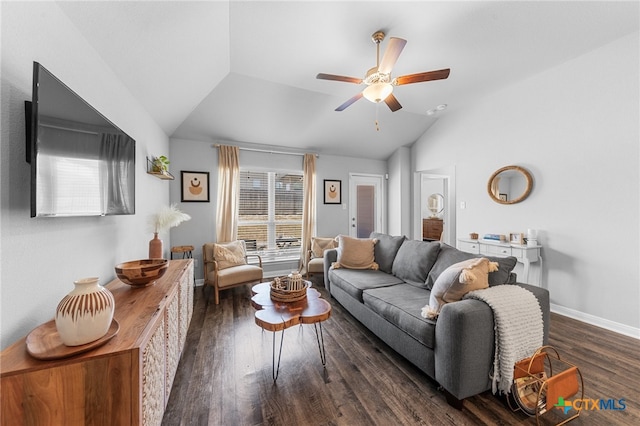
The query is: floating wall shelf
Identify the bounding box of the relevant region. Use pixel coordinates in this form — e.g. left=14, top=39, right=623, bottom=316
left=146, top=157, right=175, bottom=180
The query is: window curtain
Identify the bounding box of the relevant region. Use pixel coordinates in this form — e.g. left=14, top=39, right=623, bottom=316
left=299, top=153, right=316, bottom=274
left=100, top=133, right=135, bottom=215
left=491, top=176, right=501, bottom=197
left=216, top=145, right=240, bottom=242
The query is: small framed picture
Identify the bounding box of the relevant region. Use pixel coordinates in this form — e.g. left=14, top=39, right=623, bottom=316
left=509, top=232, right=524, bottom=245
left=499, top=193, right=508, bottom=202
left=323, top=179, right=341, bottom=204
left=181, top=171, right=210, bottom=202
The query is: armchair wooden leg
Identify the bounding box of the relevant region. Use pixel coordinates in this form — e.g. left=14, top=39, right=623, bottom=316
left=214, top=284, right=220, bottom=305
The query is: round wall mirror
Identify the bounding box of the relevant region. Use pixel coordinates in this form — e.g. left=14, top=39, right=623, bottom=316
left=427, top=193, right=444, bottom=217
left=487, top=166, right=533, bottom=205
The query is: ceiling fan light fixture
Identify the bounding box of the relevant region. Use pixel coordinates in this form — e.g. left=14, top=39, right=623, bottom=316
left=363, top=83, right=393, bottom=103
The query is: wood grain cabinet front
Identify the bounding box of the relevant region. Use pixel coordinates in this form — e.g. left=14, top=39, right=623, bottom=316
left=1, top=259, right=194, bottom=426
left=422, top=218, right=443, bottom=240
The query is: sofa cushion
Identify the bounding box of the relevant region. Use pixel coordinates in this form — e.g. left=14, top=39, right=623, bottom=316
left=363, top=284, right=436, bottom=349
left=311, top=237, right=337, bottom=258
left=213, top=241, right=247, bottom=270
left=307, top=257, right=324, bottom=274
left=425, top=243, right=518, bottom=289
left=422, top=257, right=499, bottom=319
left=329, top=268, right=403, bottom=302
left=391, top=240, right=440, bottom=288
left=212, top=264, right=262, bottom=288
left=370, top=232, right=406, bottom=274
left=334, top=235, right=379, bottom=270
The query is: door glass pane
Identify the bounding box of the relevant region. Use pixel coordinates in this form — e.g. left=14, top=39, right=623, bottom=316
left=356, top=185, right=375, bottom=238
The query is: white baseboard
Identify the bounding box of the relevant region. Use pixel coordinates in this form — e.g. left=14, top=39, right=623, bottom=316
left=551, top=303, right=640, bottom=340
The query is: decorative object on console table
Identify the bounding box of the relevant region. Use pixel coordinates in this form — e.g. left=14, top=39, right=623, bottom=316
left=55, top=277, right=115, bottom=346
left=510, top=232, right=524, bottom=245
left=149, top=232, right=163, bottom=258
left=181, top=171, right=210, bottom=202
left=323, top=179, right=341, bottom=204
left=148, top=204, right=191, bottom=258
left=114, top=259, right=169, bottom=287
left=527, top=228, right=538, bottom=247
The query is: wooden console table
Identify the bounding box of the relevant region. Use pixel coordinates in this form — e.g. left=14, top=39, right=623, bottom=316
left=457, top=238, right=542, bottom=285
left=1, top=259, right=194, bottom=426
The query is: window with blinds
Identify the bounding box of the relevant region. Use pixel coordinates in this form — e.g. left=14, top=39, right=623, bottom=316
left=238, top=170, right=303, bottom=261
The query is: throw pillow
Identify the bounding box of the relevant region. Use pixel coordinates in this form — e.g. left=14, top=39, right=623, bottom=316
left=425, top=243, right=518, bottom=289
left=391, top=239, right=440, bottom=288
left=311, top=237, right=337, bottom=258
left=213, top=241, right=247, bottom=270
left=370, top=232, right=406, bottom=274
left=333, top=235, right=379, bottom=270
left=421, top=257, right=499, bottom=319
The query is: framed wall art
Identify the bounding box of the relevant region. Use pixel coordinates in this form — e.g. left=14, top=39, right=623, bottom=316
left=181, top=171, right=210, bottom=202
left=323, top=179, right=341, bottom=204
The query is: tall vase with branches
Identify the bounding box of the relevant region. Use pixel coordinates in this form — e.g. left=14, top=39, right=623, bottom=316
left=148, top=204, right=191, bottom=258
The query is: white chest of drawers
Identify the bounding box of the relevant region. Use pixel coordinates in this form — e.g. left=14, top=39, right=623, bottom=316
left=457, top=238, right=542, bottom=285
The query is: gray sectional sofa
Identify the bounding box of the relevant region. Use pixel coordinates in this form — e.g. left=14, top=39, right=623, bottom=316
left=322, top=232, right=550, bottom=407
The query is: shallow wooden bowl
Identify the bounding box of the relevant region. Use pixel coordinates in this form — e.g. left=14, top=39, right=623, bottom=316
left=114, top=259, right=169, bottom=287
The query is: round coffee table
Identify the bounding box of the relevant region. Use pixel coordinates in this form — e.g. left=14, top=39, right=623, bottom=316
left=251, top=282, right=331, bottom=380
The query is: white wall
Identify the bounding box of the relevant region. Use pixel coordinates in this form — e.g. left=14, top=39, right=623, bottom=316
left=412, top=32, right=640, bottom=337
left=168, top=140, right=388, bottom=278
left=387, top=147, right=411, bottom=236
left=0, top=2, right=170, bottom=349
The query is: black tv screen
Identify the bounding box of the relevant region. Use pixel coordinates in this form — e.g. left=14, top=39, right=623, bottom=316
left=27, top=62, right=135, bottom=217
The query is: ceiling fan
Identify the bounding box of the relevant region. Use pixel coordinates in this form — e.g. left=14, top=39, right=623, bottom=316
left=317, top=31, right=450, bottom=112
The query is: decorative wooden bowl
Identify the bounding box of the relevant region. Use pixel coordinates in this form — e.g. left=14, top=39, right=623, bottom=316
left=115, top=259, right=168, bottom=287
left=270, top=278, right=310, bottom=303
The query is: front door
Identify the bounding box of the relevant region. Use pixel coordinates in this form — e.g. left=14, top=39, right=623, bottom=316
left=349, top=174, right=384, bottom=238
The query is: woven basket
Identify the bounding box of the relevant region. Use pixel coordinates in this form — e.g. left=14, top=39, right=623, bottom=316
left=270, top=278, right=310, bottom=303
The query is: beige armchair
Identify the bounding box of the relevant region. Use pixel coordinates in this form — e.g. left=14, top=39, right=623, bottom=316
left=203, top=240, right=263, bottom=304
left=305, top=237, right=337, bottom=279
left=306, top=250, right=325, bottom=278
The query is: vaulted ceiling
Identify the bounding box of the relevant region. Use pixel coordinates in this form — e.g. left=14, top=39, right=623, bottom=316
left=58, top=1, right=638, bottom=160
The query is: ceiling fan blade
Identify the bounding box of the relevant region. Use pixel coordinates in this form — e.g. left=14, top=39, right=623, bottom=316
left=316, top=73, right=363, bottom=84
left=394, top=68, right=450, bottom=86
left=335, top=92, right=363, bottom=111
left=384, top=93, right=402, bottom=112
left=378, top=37, right=407, bottom=74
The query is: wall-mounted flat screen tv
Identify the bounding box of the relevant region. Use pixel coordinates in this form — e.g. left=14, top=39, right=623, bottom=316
left=26, top=62, right=135, bottom=217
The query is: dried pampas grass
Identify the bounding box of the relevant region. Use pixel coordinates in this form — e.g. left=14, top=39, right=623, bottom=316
left=149, top=204, right=191, bottom=233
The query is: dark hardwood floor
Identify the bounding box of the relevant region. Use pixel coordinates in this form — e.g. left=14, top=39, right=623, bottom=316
left=163, top=280, right=640, bottom=425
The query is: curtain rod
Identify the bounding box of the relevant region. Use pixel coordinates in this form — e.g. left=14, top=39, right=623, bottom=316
left=213, top=144, right=318, bottom=158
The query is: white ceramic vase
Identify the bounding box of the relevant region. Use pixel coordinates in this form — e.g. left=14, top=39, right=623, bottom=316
left=55, top=277, right=115, bottom=346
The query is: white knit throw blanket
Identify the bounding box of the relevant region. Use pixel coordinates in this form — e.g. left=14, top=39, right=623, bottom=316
left=463, top=285, right=543, bottom=394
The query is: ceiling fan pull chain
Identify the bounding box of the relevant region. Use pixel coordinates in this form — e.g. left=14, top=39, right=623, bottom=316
left=375, top=104, right=380, bottom=132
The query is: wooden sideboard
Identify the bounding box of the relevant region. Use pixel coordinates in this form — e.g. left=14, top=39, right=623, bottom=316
left=423, top=218, right=443, bottom=241
left=1, top=259, right=194, bottom=426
